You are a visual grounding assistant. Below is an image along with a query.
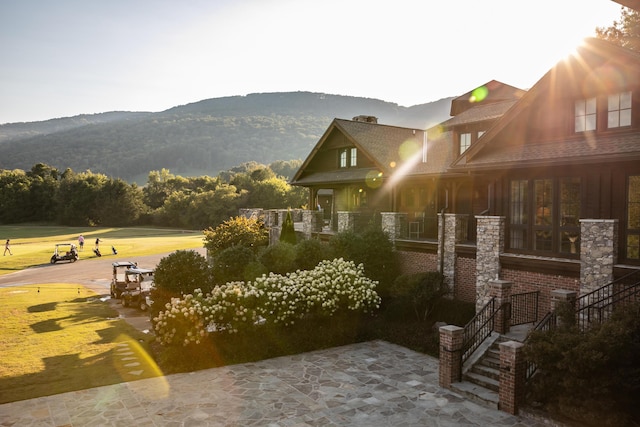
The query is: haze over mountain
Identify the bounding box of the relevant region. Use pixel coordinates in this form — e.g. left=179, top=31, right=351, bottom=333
left=0, top=92, right=453, bottom=182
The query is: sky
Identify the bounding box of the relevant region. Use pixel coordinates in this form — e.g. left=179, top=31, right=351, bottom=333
left=0, top=0, right=626, bottom=124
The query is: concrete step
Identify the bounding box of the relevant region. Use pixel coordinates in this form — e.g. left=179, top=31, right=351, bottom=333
left=471, top=363, right=500, bottom=382
left=481, top=354, right=500, bottom=369
left=450, top=380, right=499, bottom=410
left=463, top=371, right=499, bottom=392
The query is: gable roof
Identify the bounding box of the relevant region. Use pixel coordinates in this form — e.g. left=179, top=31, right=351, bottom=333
left=451, top=37, right=640, bottom=170
left=449, top=80, right=525, bottom=116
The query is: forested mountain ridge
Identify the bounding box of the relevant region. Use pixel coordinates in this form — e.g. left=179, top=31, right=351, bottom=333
left=0, top=92, right=453, bottom=182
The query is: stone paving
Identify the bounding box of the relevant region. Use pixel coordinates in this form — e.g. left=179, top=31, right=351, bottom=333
left=0, top=340, right=550, bottom=426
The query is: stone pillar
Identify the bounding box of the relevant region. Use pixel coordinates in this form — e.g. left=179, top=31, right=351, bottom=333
left=264, top=209, right=278, bottom=227
left=380, top=212, right=407, bottom=241
left=499, top=341, right=526, bottom=415
left=301, top=210, right=323, bottom=239
left=439, top=325, right=464, bottom=388
left=439, top=214, right=469, bottom=295
left=580, top=219, right=618, bottom=294
left=337, top=211, right=359, bottom=232
left=475, top=216, right=506, bottom=312
left=489, top=279, right=513, bottom=334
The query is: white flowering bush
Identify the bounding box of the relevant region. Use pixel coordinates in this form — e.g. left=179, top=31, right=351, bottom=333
left=153, top=258, right=381, bottom=346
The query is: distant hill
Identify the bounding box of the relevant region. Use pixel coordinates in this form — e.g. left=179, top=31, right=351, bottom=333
left=0, top=92, right=453, bottom=182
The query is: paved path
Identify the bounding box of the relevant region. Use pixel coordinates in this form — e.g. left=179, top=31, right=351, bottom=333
left=0, top=250, right=552, bottom=426
left=0, top=340, right=550, bottom=426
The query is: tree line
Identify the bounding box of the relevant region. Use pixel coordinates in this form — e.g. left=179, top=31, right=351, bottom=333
left=0, top=160, right=307, bottom=229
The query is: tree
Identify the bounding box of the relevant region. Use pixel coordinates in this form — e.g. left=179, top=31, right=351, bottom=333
left=279, top=210, right=297, bottom=244
left=596, top=7, right=640, bottom=52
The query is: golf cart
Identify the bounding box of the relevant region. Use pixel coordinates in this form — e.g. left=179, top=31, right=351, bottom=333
left=50, top=243, right=79, bottom=264
left=110, top=261, right=137, bottom=298
left=121, top=268, right=154, bottom=311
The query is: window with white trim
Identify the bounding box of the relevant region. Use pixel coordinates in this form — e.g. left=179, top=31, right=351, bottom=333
left=350, top=147, right=357, bottom=167
left=460, top=132, right=471, bottom=154
left=339, top=149, right=348, bottom=168
left=575, top=97, right=596, bottom=132
left=608, top=91, right=632, bottom=128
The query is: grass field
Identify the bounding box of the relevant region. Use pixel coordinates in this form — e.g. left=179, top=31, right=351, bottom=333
left=0, top=225, right=205, bottom=403
left=0, top=225, right=204, bottom=276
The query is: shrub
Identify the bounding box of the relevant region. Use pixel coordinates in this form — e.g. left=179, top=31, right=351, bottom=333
left=203, top=216, right=268, bottom=256
left=525, top=302, right=640, bottom=426
left=328, top=228, right=399, bottom=297
left=150, top=250, right=212, bottom=318
left=279, top=210, right=296, bottom=244
left=212, top=245, right=257, bottom=285
left=152, top=258, right=381, bottom=346
left=259, top=241, right=297, bottom=275
left=386, top=272, right=447, bottom=320
left=294, top=238, right=330, bottom=271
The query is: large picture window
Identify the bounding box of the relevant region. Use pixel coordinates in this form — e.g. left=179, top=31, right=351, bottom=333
left=508, top=177, right=581, bottom=256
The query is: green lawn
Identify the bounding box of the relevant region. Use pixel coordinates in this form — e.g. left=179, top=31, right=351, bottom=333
left=0, top=225, right=205, bottom=403
left=0, top=225, right=204, bottom=275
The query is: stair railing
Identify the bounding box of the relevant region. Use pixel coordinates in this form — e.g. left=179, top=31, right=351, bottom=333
left=461, top=297, right=500, bottom=363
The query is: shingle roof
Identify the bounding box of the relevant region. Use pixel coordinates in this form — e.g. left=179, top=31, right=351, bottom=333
left=440, top=100, right=518, bottom=129
left=458, top=133, right=640, bottom=170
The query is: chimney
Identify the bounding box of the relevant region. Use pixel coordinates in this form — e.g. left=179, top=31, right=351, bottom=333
left=352, top=115, right=378, bottom=124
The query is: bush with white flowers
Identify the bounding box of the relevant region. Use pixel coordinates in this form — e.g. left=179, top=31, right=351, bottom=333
left=153, top=258, right=381, bottom=346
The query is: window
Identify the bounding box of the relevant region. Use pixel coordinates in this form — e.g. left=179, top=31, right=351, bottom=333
left=510, top=180, right=528, bottom=249
left=560, top=177, right=581, bottom=254
left=460, top=132, right=471, bottom=154
left=627, top=176, right=640, bottom=260
left=508, top=177, right=581, bottom=256
left=608, top=91, right=632, bottom=128
left=339, top=149, right=348, bottom=168
left=533, top=179, right=553, bottom=251
left=339, top=148, right=357, bottom=168
left=575, top=97, right=596, bottom=132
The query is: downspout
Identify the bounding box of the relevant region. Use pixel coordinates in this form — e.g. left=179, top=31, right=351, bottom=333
left=439, top=189, right=449, bottom=274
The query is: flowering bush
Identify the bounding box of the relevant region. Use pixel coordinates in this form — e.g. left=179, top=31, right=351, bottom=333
left=153, top=258, right=381, bottom=346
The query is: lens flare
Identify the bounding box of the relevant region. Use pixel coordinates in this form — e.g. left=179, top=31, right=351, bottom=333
left=398, top=139, right=420, bottom=161
left=365, top=170, right=383, bottom=189
left=470, top=85, right=489, bottom=103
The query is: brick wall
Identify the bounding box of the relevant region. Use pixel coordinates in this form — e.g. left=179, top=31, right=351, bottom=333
left=397, top=250, right=438, bottom=275
left=501, top=268, right=579, bottom=319
left=454, top=256, right=476, bottom=303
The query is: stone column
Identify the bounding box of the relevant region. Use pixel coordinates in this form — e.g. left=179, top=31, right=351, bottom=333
left=301, top=210, right=323, bottom=239
left=499, top=341, right=526, bottom=415
left=277, top=209, right=289, bottom=227
left=475, top=216, right=506, bottom=312
left=439, top=325, right=464, bottom=388
left=264, top=209, right=278, bottom=227
left=337, top=211, right=359, bottom=232
left=580, top=219, right=618, bottom=294
left=489, top=279, right=513, bottom=334
left=380, top=212, right=407, bottom=241
left=439, top=214, right=469, bottom=295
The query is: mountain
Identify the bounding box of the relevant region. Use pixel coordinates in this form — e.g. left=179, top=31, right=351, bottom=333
left=0, top=92, right=453, bottom=182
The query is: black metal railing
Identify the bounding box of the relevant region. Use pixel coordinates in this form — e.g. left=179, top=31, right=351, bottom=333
left=461, top=297, right=498, bottom=363
left=576, top=269, right=640, bottom=330
left=509, top=291, right=540, bottom=326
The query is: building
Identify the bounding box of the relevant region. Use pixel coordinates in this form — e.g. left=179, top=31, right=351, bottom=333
left=291, top=37, right=640, bottom=316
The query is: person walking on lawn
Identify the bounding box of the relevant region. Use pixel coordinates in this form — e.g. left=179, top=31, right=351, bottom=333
left=4, top=239, right=12, bottom=256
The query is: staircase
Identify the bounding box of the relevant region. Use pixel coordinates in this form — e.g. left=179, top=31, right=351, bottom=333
left=451, top=323, right=532, bottom=409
